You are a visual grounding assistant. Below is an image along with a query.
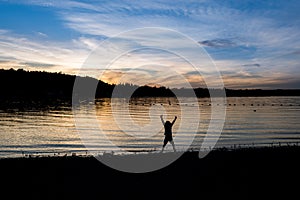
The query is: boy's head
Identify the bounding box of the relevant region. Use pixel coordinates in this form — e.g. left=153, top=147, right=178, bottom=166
left=165, top=121, right=171, bottom=126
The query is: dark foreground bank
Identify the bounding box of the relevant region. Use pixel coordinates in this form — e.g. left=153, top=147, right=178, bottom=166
left=1, top=146, right=300, bottom=199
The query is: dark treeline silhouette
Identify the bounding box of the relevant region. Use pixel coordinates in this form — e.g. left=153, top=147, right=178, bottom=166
left=0, top=68, right=300, bottom=106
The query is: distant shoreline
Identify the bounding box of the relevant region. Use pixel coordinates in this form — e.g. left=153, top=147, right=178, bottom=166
left=1, top=68, right=300, bottom=102
left=1, top=68, right=299, bottom=111
left=1, top=145, right=299, bottom=170
left=2, top=141, right=299, bottom=160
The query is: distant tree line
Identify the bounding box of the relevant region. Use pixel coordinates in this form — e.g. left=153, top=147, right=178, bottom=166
left=0, top=68, right=299, bottom=104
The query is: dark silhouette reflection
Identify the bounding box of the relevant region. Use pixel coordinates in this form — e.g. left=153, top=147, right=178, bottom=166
left=160, top=115, right=177, bottom=152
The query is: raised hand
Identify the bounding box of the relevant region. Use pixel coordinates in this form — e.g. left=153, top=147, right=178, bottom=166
left=172, top=116, right=177, bottom=125
left=160, top=115, right=165, bottom=125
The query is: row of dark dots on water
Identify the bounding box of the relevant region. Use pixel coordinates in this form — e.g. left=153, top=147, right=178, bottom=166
left=102, top=102, right=300, bottom=107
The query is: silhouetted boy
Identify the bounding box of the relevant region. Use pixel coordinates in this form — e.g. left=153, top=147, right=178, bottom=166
left=160, top=115, right=177, bottom=152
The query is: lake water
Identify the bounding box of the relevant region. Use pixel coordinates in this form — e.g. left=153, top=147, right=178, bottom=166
left=0, top=96, right=300, bottom=157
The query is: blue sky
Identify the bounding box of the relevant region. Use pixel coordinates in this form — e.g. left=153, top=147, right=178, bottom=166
left=0, top=0, right=300, bottom=88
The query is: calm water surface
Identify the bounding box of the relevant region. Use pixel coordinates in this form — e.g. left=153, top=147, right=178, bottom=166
left=0, top=96, right=299, bottom=157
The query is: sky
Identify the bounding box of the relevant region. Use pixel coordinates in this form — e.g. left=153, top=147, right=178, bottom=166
left=0, top=0, right=300, bottom=89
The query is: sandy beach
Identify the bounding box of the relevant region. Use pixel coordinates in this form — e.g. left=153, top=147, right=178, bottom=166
left=1, top=145, right=299, bottom=199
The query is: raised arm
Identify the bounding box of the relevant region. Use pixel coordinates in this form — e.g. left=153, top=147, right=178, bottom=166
left=160, top=115, right=165, bottom=125
left=171, top=116, right=177, bottom=125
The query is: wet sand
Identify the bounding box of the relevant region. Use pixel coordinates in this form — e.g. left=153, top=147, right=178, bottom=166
left=1, top=146, right=299, bottom=199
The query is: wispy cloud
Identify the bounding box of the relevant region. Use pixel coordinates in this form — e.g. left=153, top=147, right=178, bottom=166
left=36, top=32, right=48, bottom=38
left=0, top=29, right=89, bottom=70
left=199, top=39, right=237, bottom=48
left=242, top=63, right=261, bottom=68
left=20, top=61, right=56, bottom=68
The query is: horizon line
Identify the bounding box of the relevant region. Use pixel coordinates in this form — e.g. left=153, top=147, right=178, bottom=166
left=2, top=67, right=300, bottom=91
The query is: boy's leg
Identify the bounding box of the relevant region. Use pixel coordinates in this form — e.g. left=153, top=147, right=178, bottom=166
left=170, top=140, right=176, bottom=152
left=161, top=138, right=168, bottom=152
